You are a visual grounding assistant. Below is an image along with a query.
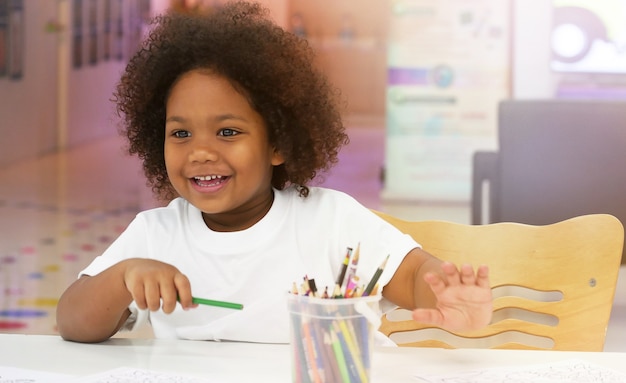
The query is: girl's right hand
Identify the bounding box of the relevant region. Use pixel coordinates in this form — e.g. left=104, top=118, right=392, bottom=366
left=121, top=258, right=196, bottom=313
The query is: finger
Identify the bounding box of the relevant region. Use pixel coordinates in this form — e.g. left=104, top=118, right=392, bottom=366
left=476, top=265, right=490, bottom=288
left=144, top=281, right=161, bottom=312
left=128, top=281, right=148, bottom=310
left=173, top=274, right=195, bottom=310
left=160, top=281, right=179, bottom=314
left=440, top=261, right=462, bottom=286
left=423, top=271, right=447, bottom=296
left=460, top=264, right=476, bottom=285
left=412, top=308, right=444, bottom=327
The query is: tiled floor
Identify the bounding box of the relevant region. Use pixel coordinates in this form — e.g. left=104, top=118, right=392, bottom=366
left=0, top=125, right=624, bottom=351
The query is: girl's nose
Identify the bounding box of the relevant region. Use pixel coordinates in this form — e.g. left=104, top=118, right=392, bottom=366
left=188, top=144, right=219, bottom=163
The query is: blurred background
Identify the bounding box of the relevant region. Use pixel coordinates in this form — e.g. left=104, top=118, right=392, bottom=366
left=0, top=0, right=625, bottom=349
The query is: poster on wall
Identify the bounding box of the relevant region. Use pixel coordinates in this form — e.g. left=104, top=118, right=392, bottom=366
left=551, top=0, right=626, bottom=99
left=8, top=0, right=23, bottom=79
left=114, top=0, right=124, bottom=61
left=383, top=0, right=511, bottom=202
left=126, top=0, right=150, bottom=60
left=103, top=0, right=111, bottom=61
left=551, top=0, right=626, bottom=74
left=72, top=0, right=83, bottom=68
left=0, top=0, right=8, bottom=77
left=88, top=0, right=98, bottom=65
left=127, top=0, right=139, bottom=59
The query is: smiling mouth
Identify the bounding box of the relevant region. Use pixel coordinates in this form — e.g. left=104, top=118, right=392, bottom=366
left=192, top=175, right=229, bottom=187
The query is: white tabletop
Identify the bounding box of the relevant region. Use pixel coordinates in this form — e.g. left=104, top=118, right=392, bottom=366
left=1, top=334, right=626, bottom=382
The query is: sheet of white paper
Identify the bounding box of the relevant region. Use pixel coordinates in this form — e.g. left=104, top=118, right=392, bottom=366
left=0, top=365, right=74, bottom=383
left=73, top=367, right=223, bottom=383
left=415, top=359, right=626, bottom=383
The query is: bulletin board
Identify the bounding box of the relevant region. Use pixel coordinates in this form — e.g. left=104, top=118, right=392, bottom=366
left=0, top=0, right=24, bottom=80
left=382, top=0, right=512, bottom=202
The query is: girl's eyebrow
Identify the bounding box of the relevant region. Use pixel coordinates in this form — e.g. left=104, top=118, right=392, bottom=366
left=165, top=116, right=186, bottom=123
left=165, top=114, right=250, bottom=123
left=213, top=113, right=249, bottom=123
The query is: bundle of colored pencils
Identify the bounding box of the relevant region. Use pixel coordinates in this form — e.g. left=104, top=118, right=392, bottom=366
left=291, top=245, right=389, bottom=299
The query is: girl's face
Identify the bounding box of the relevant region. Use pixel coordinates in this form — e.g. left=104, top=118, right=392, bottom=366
left=164, top=69, right=284, bottom=231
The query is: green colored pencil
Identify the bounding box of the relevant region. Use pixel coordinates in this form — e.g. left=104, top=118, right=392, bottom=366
left=363, top=254, right=390, bottom=296
left=192, top=297, right=244, bottom=310
left=177, top=295, right=243, bottom=310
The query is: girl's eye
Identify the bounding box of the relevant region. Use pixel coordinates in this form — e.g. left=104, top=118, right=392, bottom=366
left=218, top=128, right=239, bottom=137
left=172, top=130, right=191, bottom=138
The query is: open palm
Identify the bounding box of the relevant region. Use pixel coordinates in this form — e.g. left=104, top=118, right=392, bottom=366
left=411, top=262, right=493, bottom=332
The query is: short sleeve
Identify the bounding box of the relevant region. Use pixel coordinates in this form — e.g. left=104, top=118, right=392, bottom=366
left=79, top=214, right=150, bottom=277
left=77, top=214, right=152, bottom=333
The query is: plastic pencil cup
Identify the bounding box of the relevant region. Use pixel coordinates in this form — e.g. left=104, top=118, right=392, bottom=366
left=287, top=294, right=382, bottom=383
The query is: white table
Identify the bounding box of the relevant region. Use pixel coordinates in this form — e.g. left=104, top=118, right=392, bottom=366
left=1, top=334, right=626, bottom=382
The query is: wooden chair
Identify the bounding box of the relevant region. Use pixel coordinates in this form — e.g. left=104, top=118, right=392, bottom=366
left=374, top=211, right=624, bottom=351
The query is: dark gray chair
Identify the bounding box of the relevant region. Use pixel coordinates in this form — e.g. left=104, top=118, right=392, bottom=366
left=472, top=99, right=626, bottom=263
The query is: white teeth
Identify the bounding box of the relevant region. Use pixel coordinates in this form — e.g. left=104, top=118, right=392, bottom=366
left=194, top=175, right=223, bottom=181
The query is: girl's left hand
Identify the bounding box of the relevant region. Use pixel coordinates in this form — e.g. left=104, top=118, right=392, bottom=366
left=411, top=262, right=492, bottom=332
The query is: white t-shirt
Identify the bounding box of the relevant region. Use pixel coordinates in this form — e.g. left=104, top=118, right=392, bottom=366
left=80, top=186, right=419, bottom=343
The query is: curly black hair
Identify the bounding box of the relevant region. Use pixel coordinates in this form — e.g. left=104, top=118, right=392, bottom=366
left=113, top=1, right=348, bottom=201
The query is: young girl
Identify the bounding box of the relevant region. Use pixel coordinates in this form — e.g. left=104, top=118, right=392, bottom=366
left=56, top=1, right=491, bottom=343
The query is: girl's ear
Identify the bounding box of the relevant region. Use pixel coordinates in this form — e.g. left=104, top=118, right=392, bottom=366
left=271, top=148, right=285, bottom=166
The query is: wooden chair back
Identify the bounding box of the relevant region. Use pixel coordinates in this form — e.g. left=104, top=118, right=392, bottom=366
left=374, top=211, right=624, bottom=351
